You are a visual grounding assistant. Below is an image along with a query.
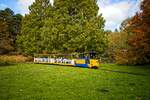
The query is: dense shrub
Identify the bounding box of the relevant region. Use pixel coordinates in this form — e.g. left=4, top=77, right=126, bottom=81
left=0, top=55, right=33, bottom=66
left=115, top=49, right=150, bottom=65
left=115, top=50, right=129, bottom=65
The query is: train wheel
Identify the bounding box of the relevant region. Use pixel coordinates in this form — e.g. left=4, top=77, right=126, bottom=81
left=92, top=66, right=98, bottom=69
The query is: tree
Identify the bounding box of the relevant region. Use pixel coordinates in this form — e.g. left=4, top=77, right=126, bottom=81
left=17, top=0, right=107, bottom=55
left=107, top=30, right=130, bottom=63
left=119, top=18, right=132, bottom=31
left=115, top=0, right=150, bottom=65
left=0, top=8, right=22, bottom=54
left=17, top=0, right=52, bottom=55
left=53, top=0, right=107, bottom=53
left=125, top=0, right=150, bottom=65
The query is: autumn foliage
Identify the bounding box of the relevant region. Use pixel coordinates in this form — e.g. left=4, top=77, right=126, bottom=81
left=126, top=0, right=150, bottom=65
left=115, top=0, right=150, bottom=65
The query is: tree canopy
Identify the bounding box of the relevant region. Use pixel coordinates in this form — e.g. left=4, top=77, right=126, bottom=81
left=0, top=8, right=22, bottom=54
left=108, top=0, right=150, bottom=65
left=127, top=0, right=150, bottom=65
left=17, top=0, right=107, bottom=55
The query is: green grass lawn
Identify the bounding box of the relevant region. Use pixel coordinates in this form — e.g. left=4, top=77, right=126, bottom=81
left=0, top=64, right=150, bottom=100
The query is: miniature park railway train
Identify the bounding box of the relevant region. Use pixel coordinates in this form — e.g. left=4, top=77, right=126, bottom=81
left=34, top=53, right=100, bottom=69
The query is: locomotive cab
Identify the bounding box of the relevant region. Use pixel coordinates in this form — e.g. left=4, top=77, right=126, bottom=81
left=74, top=53, right=100, bottom=69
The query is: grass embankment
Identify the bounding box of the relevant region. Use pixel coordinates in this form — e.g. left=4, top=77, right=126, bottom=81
left=0, top=64, right=150, bottom=100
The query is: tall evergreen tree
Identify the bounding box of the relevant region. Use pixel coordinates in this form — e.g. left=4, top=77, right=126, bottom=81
left=53, top=0, right=107, bottom=53
left=17, top=0, right=52, bottom=55
left=17, top=0, right=107, bottom=55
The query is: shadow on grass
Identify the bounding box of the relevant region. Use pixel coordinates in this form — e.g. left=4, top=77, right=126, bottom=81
left=100, top=69, right=147, bottom=76
left=0, top=63, right=16, bottom=67
left=96, top=88, right=109, bottom=94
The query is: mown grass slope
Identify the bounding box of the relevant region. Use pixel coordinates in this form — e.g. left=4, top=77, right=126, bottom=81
left=0, top=64, right=150, bottom=100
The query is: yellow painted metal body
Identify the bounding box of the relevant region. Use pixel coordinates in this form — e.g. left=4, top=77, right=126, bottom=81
left=74, top=59, right=100, bottom=68
left=74, top=59, right=85, bottom=64
left=89, top=59, right=100, bottom=68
